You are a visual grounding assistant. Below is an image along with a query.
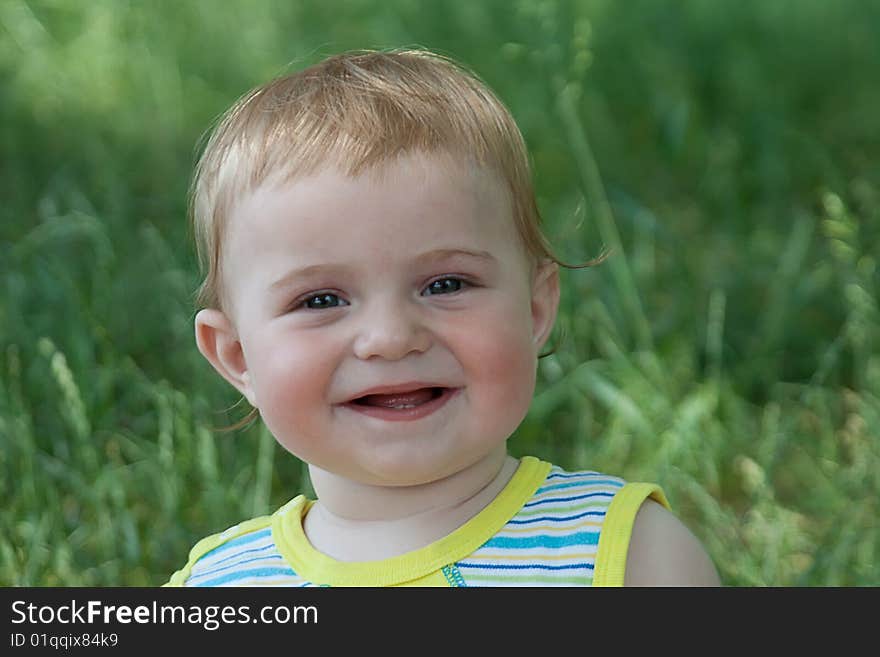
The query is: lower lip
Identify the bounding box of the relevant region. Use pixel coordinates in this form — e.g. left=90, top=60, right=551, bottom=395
left=340, top=387, right=461, bottom=422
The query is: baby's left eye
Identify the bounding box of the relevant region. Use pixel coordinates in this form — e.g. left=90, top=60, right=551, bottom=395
left=423, top=277, right=465, bottom=296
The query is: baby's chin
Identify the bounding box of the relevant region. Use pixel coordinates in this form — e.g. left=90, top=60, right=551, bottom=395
left=309, top=451, right=496, bottom=490
left=344, top=462, right=467, bottom=489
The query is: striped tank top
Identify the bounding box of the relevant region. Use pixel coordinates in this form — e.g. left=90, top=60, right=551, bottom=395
left=165, top=456, right=668, bottom=587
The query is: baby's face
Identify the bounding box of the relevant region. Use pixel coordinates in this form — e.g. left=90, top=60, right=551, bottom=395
left=215, top=153, right=558, bottom=486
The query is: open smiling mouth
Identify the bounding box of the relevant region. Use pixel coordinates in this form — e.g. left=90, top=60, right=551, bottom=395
left=343, top=387, right=459, bottom=421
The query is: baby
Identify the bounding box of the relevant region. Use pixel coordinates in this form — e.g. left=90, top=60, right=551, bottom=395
left=166, top=49, right=720, bottom=586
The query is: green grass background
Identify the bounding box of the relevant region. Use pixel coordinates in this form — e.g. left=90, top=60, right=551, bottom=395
left=1, top=0, right=877, bottom=586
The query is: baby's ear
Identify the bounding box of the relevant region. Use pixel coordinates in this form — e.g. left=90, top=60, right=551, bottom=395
left=194, top=309, right=257, bottom=407
left=530, top=260, right=560, bottom=353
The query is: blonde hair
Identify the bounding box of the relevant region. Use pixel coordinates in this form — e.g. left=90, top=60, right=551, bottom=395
left=190, top=47, right=601, bottom=430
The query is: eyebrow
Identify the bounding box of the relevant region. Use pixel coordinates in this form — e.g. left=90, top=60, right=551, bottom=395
left=415, top=248, right=496, bottom=265
left=268, top=248, right=496, bottom=292
left=269, top=264, right=345, bottom=292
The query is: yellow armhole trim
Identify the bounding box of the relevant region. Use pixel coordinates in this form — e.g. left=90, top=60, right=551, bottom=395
left=163, top=515, right=275, bottom=587
left=592, top=482, right=670, bottom=587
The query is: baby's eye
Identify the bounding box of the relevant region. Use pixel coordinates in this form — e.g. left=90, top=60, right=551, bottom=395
left=423, top=277, right=465, bottom=296
left=301, top=293, right=348, bottom=310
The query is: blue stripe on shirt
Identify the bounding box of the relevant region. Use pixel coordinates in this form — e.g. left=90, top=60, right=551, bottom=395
left=188, top=554, right=285, bottom=582
left=523, top=491, right=615, bottom=508
left=546, top=470, right=602, bottom=480
left=535, top=479, right=623, bottom=495
left=482, top=531, right=600, bottom=549
left=507, top=509, right=607, bottom=525
left=457, top=561, right=595, bottom=571
left=197, top=543, right=276, bottom=570
left=200, top=528, right=273, bottom=561
left=193, top=566, right=298, bottom=587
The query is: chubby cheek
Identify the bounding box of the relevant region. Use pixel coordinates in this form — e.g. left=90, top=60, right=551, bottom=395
left=243, top=333, right=336, bottom=457
left=452, top=307, right=537, bottom=436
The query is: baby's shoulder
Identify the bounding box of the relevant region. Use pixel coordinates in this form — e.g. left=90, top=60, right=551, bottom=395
left=164, top=496, right=306, bottom=587
left=625, top=499, right=721, bottom=586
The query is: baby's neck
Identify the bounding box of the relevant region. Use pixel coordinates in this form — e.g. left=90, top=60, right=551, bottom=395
left=302, top=448, right=517, bottom=562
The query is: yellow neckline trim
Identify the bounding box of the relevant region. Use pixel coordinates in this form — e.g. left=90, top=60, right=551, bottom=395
left=271, top=456, right=551, bottom=586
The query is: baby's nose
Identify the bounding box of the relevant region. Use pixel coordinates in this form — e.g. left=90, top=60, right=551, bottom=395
left=352, top=300, right=432, bottom=361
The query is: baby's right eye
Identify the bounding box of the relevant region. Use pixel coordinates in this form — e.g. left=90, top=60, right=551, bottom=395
left=299, top=293, right=348, bottom=310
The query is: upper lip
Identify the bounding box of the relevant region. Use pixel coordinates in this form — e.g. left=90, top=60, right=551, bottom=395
left=343, top=382, right=452, bottom=403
